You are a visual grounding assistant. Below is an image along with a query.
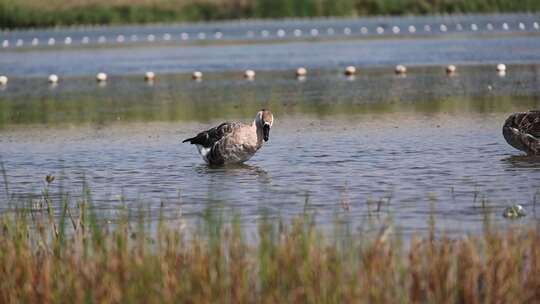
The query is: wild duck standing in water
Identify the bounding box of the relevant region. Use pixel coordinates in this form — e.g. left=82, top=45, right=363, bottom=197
left=183, top=109, right=274, bottom=165
left=502, top=110, right=540, bottom=155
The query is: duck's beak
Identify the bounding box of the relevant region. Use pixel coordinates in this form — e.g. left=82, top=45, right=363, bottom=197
left=263, top=124, right=270, bottom=142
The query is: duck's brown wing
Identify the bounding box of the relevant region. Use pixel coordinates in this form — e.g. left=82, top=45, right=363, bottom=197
left=503, top=111, right=540, bottom=154
left=517, top=111, right=540, bottom=137
left=182, top=122, right=241, bottom=148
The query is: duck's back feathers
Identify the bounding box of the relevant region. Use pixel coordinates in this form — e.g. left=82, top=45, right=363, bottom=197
left=503, top=111, right=540, bottom=154
left=505, top=111, right=540, bottom=136
left=183, top=122, right=240, bottom=147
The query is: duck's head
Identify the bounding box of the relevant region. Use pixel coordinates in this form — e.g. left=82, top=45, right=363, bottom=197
left=256, top=109, right=274, bottom=142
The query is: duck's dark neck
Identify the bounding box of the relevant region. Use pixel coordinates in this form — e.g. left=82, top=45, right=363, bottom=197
left=253, top=120, right=264, bottom=146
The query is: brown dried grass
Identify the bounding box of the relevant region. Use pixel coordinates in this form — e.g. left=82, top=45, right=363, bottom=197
left=0, top=196, right=539, bottom=303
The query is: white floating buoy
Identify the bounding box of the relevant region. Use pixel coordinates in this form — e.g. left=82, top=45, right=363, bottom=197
left=48, top=74, right=59, bottom=83
left=244, top=69, right=255, bottom=79
left=497, top=63, right=506, bottom=76
left=192, top=71, right=203, bottom=80
left=0, top=75, right=8, bottom=85
left=446, top=65, right=457, bottom=75
left=296, top=67, right=307, bottom=77
left=144, top=71, right=155, bottom=81
left=96, top=72, right=107, bottom=82
left=344, top=66, right=356, bottom=76
left=395, top=64, right=407, bottom=74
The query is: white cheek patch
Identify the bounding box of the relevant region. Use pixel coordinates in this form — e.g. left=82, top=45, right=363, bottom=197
left=196, top=145, right=211, bottom=163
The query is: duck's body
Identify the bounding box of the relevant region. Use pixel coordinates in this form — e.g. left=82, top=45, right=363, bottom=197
left=187, top=121, right=262, bottom=165
left=183, top=110, right=274, bottom=165
left=503, top=110, right=540, bottom=155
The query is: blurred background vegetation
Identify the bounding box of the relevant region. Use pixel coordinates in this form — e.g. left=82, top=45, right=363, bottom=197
left=1, top=0, right=540, bottom=28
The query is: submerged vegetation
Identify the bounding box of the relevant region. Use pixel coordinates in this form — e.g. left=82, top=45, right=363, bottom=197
left=1, top=0, right=540, bottom=28
left=1, top=65, right=539, bottom=129
left=1, top=180, right=540, bottom=303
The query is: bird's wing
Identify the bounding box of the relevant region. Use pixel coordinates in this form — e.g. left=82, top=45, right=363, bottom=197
left=182, top=122, right=240, bottom=147
left=518, top=111, right=540, bottom=138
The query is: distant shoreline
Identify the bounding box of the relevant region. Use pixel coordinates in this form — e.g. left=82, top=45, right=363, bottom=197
left=1, top=0, right=539, bottom=29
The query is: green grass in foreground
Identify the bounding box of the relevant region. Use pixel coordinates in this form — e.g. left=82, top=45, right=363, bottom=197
left=1, top=179, right=540, bottom=303
left=1, top=0, right=540, bottom=28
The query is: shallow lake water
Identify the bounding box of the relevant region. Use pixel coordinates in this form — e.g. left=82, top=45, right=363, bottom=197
left=1, top=14, right=540, bottom=236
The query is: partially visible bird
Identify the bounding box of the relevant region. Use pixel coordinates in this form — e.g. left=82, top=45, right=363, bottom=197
left=503, top=110, right=540, bottom=155
left=183, top=109, right=274, bottom=165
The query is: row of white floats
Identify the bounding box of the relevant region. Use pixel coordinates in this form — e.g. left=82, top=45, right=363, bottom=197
left=2, top=21, right=540, bottom=49
left=0, top=64, right=510, bottom=86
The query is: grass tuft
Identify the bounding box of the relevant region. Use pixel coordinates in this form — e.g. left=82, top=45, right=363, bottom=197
left=1, top=0, right=540, bottom=29
left=0, top=184, right=539, bottom=302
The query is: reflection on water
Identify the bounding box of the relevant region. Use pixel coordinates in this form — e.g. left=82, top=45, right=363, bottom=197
left=196, top=163, right=269, bottom=178
left=1, top=65, right=540, bottom=237
left=502, top=155, right=540, bottom=168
